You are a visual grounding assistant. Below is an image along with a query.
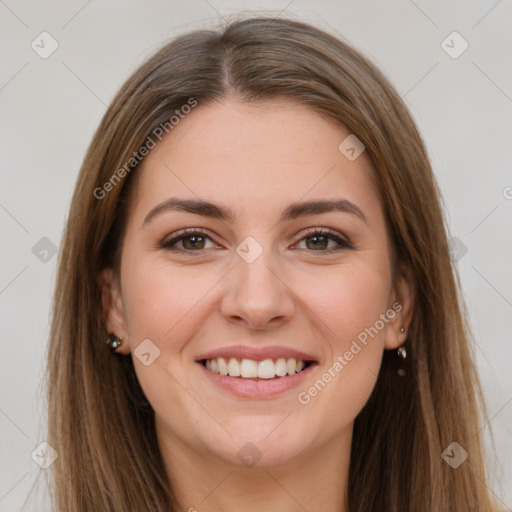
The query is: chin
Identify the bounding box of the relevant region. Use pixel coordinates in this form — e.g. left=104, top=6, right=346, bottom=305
left=216, top=426, right=310, bottom=468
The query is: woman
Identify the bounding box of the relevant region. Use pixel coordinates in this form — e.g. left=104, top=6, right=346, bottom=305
left=44, top=16, right=497, bottom=511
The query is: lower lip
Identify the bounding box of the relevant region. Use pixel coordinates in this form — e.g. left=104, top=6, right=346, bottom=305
left=198, top=362, right=317, bottom=399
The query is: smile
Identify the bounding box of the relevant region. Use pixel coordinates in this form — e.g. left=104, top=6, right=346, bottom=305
left=197, top=359, right=317, bottom=399
left=202, top=357, right=312, bottom=379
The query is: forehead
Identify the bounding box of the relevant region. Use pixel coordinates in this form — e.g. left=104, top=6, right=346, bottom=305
left=127, top=98, right=382, bottom=228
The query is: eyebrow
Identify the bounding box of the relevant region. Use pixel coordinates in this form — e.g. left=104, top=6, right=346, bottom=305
left=142, top=197, right=368, bottom=226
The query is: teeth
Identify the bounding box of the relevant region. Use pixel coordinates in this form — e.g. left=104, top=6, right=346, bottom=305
left=240, top=359, right=258, bottom=378
left=217, top=357, right=228, bottom=376
left=286, top=358, right=296, bottom=375
left=257, top=359, right=275, bottom=379
left=203, top=357, right=309, bottom=379
left=227, top=357, right=240, bottom=377
left=275, top=358, right=288, bottom=377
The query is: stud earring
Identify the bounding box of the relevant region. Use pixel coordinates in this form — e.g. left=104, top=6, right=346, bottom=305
left=400, top=326, right=405, bottom=333
left=106, top=333, right=123, bottom=350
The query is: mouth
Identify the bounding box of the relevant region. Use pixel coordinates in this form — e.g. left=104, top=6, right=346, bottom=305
left=199, top=357, right=315, bottom=380
left=194, top=346, right=319, bottom=398
left=196, top=352, right=318, bottom=399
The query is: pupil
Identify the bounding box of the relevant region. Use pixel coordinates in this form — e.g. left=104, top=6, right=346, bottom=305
left=184, top=236, right=204, bottom=250
left=307, top=235, right=327, bottom=250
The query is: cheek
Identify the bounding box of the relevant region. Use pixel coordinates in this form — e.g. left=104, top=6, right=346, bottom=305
left=296, top=261, right=391, bottom=348
left=121, top=256, right=216, bottom=342
left=120, top=256, right=223, bottom=446
left=291, top=263, right=389, bottom=422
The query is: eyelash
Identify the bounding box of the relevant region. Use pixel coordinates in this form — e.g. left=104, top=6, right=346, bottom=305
left=160, top=227, right=352, bottom=255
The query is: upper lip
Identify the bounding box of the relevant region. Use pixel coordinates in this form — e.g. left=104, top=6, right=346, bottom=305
left=195, top=345, right=318, bottom=363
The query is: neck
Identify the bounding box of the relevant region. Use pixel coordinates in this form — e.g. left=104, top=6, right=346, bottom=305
left=157, top=420, right=352, bottom=512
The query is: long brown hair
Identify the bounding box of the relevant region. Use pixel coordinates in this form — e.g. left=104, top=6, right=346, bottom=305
left=41, top=16, right=497, bottom=511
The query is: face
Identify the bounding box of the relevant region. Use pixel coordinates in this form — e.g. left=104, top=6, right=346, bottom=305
left=102, top=98, right=413, bottom=469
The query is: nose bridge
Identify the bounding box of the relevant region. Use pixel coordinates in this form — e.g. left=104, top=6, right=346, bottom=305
left=220, top=235, right=294, bottom=328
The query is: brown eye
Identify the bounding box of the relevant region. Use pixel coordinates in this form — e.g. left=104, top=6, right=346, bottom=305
left=305, top=234, right=330, bottom=250
left=161, top=230, right=216, bottom=252
left=161, top=228, right=351, bottom=255
left=295, top=229, right=351, bottom=252
left=181, top=235, right=206, bottom=250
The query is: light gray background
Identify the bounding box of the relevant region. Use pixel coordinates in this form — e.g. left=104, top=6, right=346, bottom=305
left=1, top=1, right=511, bottom=510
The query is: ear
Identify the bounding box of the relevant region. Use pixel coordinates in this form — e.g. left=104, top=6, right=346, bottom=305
left=97, top=268, right=130, bottom=355
left=384, top=263, right=415, bottom=351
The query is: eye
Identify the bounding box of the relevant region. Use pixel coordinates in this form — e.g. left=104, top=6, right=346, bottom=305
left=293, top=228, right=352, bottom=252
left=160, top=229, right=218, bottom=253
left=160, top=227, right=352, bottom=255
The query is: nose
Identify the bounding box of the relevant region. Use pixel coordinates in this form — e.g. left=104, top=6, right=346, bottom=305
left=220, top=247, right=295, bottom=331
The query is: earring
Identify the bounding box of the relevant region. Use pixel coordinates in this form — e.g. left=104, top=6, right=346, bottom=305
left=106, top=333, right=123, bottom=350
left=396, top=344, right=407, bottom=377
left=400, top=326, right=405, bottom=333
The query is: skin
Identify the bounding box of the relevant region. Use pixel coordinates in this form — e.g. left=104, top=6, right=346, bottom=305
left=100, top=98, right=415, bottom=512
